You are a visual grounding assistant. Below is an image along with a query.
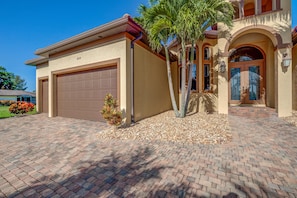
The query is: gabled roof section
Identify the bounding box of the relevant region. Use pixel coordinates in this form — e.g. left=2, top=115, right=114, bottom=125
left=31, top=14, right=144, bottom=58
left=0, top=90, right=36, bottom=97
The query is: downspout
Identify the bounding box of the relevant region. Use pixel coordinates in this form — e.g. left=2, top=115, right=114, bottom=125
left=130, top=32, right=143, bottom=123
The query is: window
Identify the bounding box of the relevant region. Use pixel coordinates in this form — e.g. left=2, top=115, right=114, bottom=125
left=204, top=64, right=210, bottom=90
left=179, top=47, right=198, bottom=91
left=262, top=0, right=272, bottom=13
left=204, top=47, right=210, bottom=60
left=232, top=0, right=278, bottom=19
left=203, top=46, right=212, bottom=91
left=191, top=64, right=197, bottom=90
left=229, top=46, right=264, bottom=62
left=189, top=47, right=197, bottom=91
left=188, top=48, right=196, bottom=61
left=244, top=1, right=255, bottom=17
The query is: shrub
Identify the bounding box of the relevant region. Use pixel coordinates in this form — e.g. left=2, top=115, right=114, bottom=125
left=0, top=100, right=16, bottom=106
left=9, top=101, right=35, bottom=114
left=100, top=93, right=122, bottom=126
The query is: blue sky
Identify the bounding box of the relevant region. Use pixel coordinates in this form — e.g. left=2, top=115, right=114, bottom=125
left=0, top=1, right=296, bottom=92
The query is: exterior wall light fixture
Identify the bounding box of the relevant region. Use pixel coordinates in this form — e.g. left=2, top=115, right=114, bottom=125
left=282, top=52, right=291, bottom=67
left=220, top=61, right=226, bottom=73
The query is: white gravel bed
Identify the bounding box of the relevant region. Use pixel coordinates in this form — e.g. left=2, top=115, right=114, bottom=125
left=97, top=111, right=232, bottom=144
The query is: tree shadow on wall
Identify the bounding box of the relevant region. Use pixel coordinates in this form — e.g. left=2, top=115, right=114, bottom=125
left=8, top=147, right=199, bottom=197
left=187, top=93, right=217, bottom=115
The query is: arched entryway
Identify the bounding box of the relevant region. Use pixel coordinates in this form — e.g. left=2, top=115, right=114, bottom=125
left=228, top=46, right=265, bottom=105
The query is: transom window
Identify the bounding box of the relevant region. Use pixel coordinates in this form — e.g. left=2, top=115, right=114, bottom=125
left=229, top=46, right=264, bottom=62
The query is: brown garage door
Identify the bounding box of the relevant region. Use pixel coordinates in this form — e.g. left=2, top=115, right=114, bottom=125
left=56, top=66, right=117, bottom=122
left=41, top=79, right=49, bottom=113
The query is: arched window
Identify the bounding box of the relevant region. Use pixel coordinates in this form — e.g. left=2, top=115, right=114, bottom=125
left=229, top=46, right=264, bottom=62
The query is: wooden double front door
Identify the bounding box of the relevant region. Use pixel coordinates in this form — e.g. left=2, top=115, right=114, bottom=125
left=229, top=60, right=265, bottom=105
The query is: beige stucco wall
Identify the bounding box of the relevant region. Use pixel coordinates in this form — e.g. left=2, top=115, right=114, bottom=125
left=217, top=24, right=229, bottom=114
left=292, top=44, right=297, bottom=110
left=133, top=43, right=174, bottom=121
left=36, top=38, right=129, bottom=121
left=170, top=61, right=179, bottom=105
left=187, top=93, right=218, bottom=113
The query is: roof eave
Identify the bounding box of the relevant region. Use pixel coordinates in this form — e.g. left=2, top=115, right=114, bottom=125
left=204, top=30, right=218, bottom=39
left=25, top=57, right=48, bottom=66
left=35, top=15, right=143, bottom=57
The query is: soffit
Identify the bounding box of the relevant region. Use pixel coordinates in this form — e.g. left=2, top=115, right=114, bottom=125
left=25, top=56, right=48, bottom=66
left=35, top=15, right=144, bottom=57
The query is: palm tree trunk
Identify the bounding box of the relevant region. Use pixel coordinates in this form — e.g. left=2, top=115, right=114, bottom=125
left=185, top=64, right=192, bottom=113
left=164, top=46, right=180, bottom=117
left=184, top=43, right=195, bottom=114
left=180, top=39, right=187, bottom=118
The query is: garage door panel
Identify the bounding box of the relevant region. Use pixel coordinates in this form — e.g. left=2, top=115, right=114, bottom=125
left=57, top=66, right=117, bottom=122
left=110, top=78, right=117, bottom=88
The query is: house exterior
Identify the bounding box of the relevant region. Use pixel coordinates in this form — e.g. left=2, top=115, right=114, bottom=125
left=170, top=0, right=293, bottom=117
left=26, top=0, right=295, bottom=123
left=0, top=90, right=36, bottom=104
left=219, top=0, right=293, bottom=117
left=26, top=15, right=177, bottom=123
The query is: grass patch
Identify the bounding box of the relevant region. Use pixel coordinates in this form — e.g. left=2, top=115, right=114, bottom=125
left=0, top=105, right=37, bottom=119
left=0, top=106, right=12, bottom=119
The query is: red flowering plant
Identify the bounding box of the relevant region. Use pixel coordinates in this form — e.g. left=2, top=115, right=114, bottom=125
left=9, top=101, right=35, bottom=114
left=100, top=93, right=122, bottom=127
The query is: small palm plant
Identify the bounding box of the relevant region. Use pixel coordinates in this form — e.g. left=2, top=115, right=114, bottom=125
left=101, top=93, right=122, bottom=127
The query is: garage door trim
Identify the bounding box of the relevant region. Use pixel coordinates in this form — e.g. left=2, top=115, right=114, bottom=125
left=38, top=77, right=49, bottom=113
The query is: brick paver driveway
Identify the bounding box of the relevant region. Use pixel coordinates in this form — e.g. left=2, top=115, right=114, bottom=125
left=0, top=107, right=297, bottom=197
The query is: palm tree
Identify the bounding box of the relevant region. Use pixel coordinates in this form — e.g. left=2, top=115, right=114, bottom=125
left=136, top=0, right=234, bottom=118
left=135, top=0, right=182, bottom=117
